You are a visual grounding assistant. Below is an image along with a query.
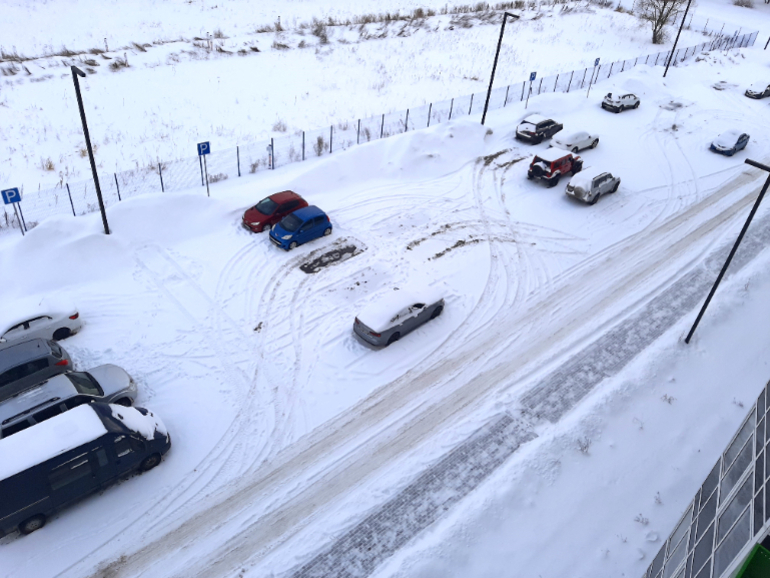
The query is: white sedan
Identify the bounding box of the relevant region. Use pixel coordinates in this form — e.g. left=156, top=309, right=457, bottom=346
left=0, top=301, right=83, bottom=349
left=551, top=131, right=599, bottom=153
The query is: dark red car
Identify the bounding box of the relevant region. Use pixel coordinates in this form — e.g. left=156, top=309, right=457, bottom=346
left=242, top=190, right=308, bottom=233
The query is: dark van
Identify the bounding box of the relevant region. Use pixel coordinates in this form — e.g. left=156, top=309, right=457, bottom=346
left=0, top=338, right=73, bottom=403
left=0, top=402, right=171, bottom=537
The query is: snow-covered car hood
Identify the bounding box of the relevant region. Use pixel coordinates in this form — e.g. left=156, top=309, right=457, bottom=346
left=87, top=364, right=133, bottom=397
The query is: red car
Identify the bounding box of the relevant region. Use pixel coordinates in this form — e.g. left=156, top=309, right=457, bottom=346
left=242, top=190, right=308, bottom=233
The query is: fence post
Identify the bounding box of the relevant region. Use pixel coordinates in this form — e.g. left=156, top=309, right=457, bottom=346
left=553, top=73, right=559, bottom=92
left=468, top=94, right=474, bottom=115
left=566, top=70, right=574, bottom=93
left=237, top=146, right=240, bottom=177
left=634, top=57, right=638, bottom=66
left=537, top=77, right=543, bottom=94
left=703, top=18, right=708, bottom=33
left=271, top=137, right=275, bottom=168
left=580, top=68, right=588, bottom=88
left=621, top=60, right=625, bottom=72
left=302, top=131, right=305, bottom=161
left=520, top=81, right=526, bottom=101
left=357, top=119, right=361, bottom=144
left=607, top=62, right=613, bottom=78
left=645, top=54, right=650, bottom=64
left=114, top=173, right=121, bottom=201
left=404, top=108, right=410, bottom=132
left=380, top=113, right=385, bottom=138
left=655, top=53, right=660, bottom=65
left=449, top=98, right=454, bottom=120
left=66, top=183, right=75, bottom=216
left=504, top=85, right=510, bottom=106
left=427, top=103, right=432, bottom=127
left=329, top=126, right=333, bottom=154
left=158, top=164, right=165, bottom=192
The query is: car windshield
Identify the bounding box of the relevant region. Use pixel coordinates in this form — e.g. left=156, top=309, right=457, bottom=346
left=280, top=213, right=302, bottom=232
left=254, top=197, right=278, bottom=215
left=66, top=372, right=103, bottom=396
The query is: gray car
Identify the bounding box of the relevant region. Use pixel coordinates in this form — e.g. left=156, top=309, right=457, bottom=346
left=566, top=167, right=620, bottom=204
left=353, top=289, right=444, bottom=347
left=0, top=364, right=137, bottom=439
left=0, top=339, right=73, bottom=403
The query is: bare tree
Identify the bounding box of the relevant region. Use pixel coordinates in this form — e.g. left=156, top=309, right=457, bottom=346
left=637, top=0, right=688, bottom=44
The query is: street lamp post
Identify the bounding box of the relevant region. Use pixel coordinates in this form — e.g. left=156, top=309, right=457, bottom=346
left=663, top=0, right=694, bottom=78
left=71, top=66, right=110, bottom=235
left=481, top=11, right=520, bottom=126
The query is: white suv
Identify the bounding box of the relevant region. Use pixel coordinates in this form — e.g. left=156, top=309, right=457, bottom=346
left=566, top=167, right=620, bottom=204
left=601, top=93, right=640, bottom=113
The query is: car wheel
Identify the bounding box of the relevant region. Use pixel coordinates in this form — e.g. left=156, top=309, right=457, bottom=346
left=591, top=139, right=599, bottom=149
left=430, top=305, right=444, bottom=320
left=589, top=192, right=600, bottom=205
left=572, top=162, right=583, bottom=174
left=534, top=136, right=543, bottom=145
left=19, top=515, right=46, bottom=535
left=140, top=454, right=161, bottom=472
left=727, top=149, right=735, bottom=157
left=52, top=328, right=71, bottom=341
left=323, top=227, right=332, bottom=236
left=259, top=223, right=267, bottom=233
left=615, top=107, right=622, bottom=113
left=611, top=181, right=620, bottom=193
left=115, top=398, right=132, bottom=407
left=571, top=147, right=579, bottom=153
left=633, top=101, right=640, bottom=109
left=386, top=332, right=401, bottom=346
left=288, top=241, right=298, bottom=250
left=547, top=175, right=560, bottom=188
left=527, top=172, right=534, bottom=180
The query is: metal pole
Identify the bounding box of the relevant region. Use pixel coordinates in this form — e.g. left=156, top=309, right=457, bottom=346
left=587, top=66, right=597, bottom=98
left=237, top=146, right=241, bottom=177
left=16, top=202, right=27, bottom=232
left=404, top=109, right=409, bottom=132
left=765, top=36, right=770, bottom=50
left=481, top=12, right=519, bottom=126
left=537, top=77, right=543, bottom=95
left=159, top=164, right=165, bottom=192
left=271, top=137, right=275, bottom=167
left=607, top=62, right=614, bottom=78
left=66, top=183, right=75, bottom=216
left=329, top=126, right=333, bottom=153
left=580, top=68, right=587, bottom=89
left=566, top=70, right=574, bottom=93
left=114, top=173, right=121, bottom=201
left=357, top=119, right=361, bottom=144
left=520, top=81, right=525, bottom=101
left=504, top=85, right=510, bottom=106
left=380, top=114, right=385, bottom=138
left=685, top=159, right=770, bottom=343
left=199, top=155, right=204, bottom=185
left=553, top=74, right=559, bottom=92
left=203, top=155, right=210, bottom=197
left=664, top=0, right=693, bottom=77
left=468, top=94, right=474, bottom=115
left=427, top=103, right=432, bottom=127
left=12, top=203, right=24, bottom=236
left=449, top=99, right=454, bottom=120
left=302, top=131, right=305, bottom=160
left=525, top=81, right=532, bottom=109
left=71, top=66, right=109, bottom=235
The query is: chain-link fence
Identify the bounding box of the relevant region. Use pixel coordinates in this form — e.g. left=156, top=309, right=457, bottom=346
left=2, top=23, right=758, bottom=235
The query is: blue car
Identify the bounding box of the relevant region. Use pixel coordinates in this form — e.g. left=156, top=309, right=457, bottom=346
left=269, top=205, right=332, bottom=250
left=710, top=130, right=749, bottom=156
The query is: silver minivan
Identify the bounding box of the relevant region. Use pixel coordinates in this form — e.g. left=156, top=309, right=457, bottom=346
left=0, top=364, right=138, bottom=439
left=0, top=339, right=73, bottom=403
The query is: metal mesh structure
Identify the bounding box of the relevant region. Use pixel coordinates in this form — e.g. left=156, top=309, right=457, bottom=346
left=7, top=25, right=757, bottom=234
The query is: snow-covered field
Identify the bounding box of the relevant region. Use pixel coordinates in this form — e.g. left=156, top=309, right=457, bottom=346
left=2, top=1, right=770, bottom=578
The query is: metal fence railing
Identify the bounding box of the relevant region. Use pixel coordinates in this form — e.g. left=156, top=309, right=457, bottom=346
left=1, top=24, right=758, bottom=235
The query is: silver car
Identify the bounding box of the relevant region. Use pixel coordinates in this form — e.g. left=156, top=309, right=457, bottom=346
left=0, top=364, right=138, bottom=439
left=566, top=167, right=620, bottom=204
left=601, top=92, right=640, bottom=113
left=0, top=302, right=83, bottom=350
left=354, top=289, right=444, bottom=347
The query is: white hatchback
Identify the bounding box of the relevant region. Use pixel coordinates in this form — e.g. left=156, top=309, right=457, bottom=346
left=551, top=131, right=599, bottom=153
left=0, top=299, right=83, bottom=350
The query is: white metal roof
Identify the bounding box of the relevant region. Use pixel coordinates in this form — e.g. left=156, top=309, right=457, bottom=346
left=0, top=404, right=107, bottom=482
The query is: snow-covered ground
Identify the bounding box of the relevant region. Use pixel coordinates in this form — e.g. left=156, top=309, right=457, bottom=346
left=1, top=1, right=770, bottom=577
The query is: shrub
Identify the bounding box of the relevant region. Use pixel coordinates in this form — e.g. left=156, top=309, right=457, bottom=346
left=208, top=173, right=228, bottom=183
left=271, top=41, right=290, bottom=50
left=311, top=19, right=330, bottom=44
left=733, top=0, right=754, bottom=7
left=41, top=157, right=55, bottom=171
left=313, top=135, right=326, bottom=156
left=272, top=120, right=288, bottom=132
left=109, top=56, right=129, bottom=71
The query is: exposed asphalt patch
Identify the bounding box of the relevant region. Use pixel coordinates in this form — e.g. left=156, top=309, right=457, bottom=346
left=430, top=237, right=482, bottom=260
left=300, top=244, right=363, bottom=274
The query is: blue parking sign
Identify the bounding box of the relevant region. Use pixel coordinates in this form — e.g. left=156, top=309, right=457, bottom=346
left=197, top=142, right=211, bottom=156
left=529, top=71, right=537, bottom=82
left=595, top=58, right=600, bottom=66
left=1, top=188, right=21, bottom=205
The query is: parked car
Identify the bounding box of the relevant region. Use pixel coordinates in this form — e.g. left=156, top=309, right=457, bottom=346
left=515, top=114, right=563, bottom=144
left=0, top=304, right=82, bottom=350
left=551, top=131, right=599, bottom=153
left=269, top=205, right=332, bottom=250
left=566, top=167, right=620, bottom=205
left=0, top=339, right=73, bottom=403
left=353, top=288, right=444, bottom=347
left=710, top=130, right=749, bottom=156
left=527, top=149, right=583, bottom=188
left=0, top=402, right=170, bottom=537
left=0, top=364, right=138, bottom=439
left=745, top=83, right=770, bottom=99
left=601, top=93, right=640, bottom=113
left=242, top=190, right=308, bottom=233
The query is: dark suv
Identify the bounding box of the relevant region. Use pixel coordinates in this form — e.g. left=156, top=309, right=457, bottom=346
left=515, top=114, right=563, bottom=144
left=527, top=149, right=582, bottom=187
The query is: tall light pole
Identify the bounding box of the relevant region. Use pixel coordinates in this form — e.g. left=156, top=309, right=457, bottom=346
left=481, top=11, right=520, bottom=126
left=71, top=66, right=110, bottom=235
left=663, top=0, right=694, bottom=78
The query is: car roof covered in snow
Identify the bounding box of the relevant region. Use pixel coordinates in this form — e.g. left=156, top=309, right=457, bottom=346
left=0, top=295, right=77, bottom=334
left=0, top=404, right=107, bottom=482
left=553, top=131, right=589, bottom=143
left=569, top=166, right=613, bottom=188
left=518, top=114, right=550, bottom=126
left=714, top=130, right=745, bottom=146
left=357, top=286, right=444, bottom=332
